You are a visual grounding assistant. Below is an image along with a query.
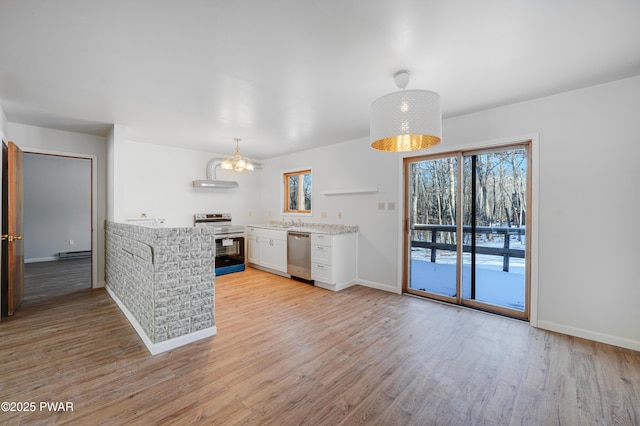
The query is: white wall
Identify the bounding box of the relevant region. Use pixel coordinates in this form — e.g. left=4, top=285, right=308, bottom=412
left=106, top=124, right=128, bottom=223
left=23, top=154, right=91, bottom=261
left=7, top=123, right=107, bottom=286
left=261, top=140, right=401, bottom=293
left=0, top=105, right=7, bottom=139
left=113, top=138, right=264, bottom=227
left=442, top=75, right=640, bottom=350
left=106, top=125, right=115, bottom=221
left=261, top=75, right=640, bottom=351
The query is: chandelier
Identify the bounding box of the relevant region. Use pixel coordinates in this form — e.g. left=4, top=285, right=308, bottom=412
left=221, top=138, right=254, bottom=171
left=370, top=70, right=441, bottom=152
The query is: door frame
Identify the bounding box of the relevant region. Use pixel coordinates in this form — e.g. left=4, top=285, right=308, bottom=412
left=0, top=133, right=6, bottom=315
left=22, top=147, right=98, bottom=289
left=400, top=134, right=539, bottom=325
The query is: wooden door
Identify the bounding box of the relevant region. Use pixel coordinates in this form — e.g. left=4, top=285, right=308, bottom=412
left=6, top=141, right=24, bottom=315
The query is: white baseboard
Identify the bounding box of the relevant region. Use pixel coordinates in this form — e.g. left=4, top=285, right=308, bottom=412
left=248, top=264, right=290, bottom=278
left=335, top=279, right=359, bottom=291
left=313, top=280, right=354, bottom=292
left=536, top=320, right=640, bottom=352
left=25, top=256, right=58, bottom=263
left=356, top=278, right=402, bottom=295
left=105, top=285, right=217, bottom=355
left=150, top=326, right=217, bottom=355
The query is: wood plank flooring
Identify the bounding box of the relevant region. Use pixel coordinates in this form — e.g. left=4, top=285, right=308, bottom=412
left=0, top=266, right=639, bottom=425
left=23, top=258, right=91, bottom=303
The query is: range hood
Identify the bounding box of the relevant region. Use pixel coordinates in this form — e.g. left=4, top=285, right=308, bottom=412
left=193, top=179, right=238, bottom=189
left=192, top=158, right=239, bottom=189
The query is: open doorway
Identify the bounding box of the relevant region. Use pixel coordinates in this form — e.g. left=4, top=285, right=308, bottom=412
left=22, top=153, right=92, bottom=303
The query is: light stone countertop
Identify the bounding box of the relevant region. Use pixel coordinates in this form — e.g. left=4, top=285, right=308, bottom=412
left=248, top=222, right=358, bottom=235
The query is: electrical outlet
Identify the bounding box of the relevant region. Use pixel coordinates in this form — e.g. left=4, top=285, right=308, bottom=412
left=387, top=202, right=396, bottom=210
left=268, top=210, right=272, bottom=217
left=337, top=212, right=342, bottom=219
left=248, top=210, right=252, bottom=217
left=321, top=211, right=327, bottom=219
left=378, top=202, right=386, bottom=210
left=69, top=239, right=75, bottom=245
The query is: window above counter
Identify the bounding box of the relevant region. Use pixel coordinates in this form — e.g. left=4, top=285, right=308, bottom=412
left=283, top=169, right=312, bottom=214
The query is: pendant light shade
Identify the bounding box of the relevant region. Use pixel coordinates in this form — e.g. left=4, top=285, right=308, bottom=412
left=370, top=71, right=442, bottom=152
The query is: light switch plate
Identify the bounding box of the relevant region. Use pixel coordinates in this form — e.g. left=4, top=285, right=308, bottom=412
left=387, top=202, right=396, bottom=210
left=378, top=202, right=386, bottom=210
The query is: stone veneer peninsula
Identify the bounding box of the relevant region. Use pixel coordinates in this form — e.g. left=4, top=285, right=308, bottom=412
left=105, top=221, right=217, bottom=355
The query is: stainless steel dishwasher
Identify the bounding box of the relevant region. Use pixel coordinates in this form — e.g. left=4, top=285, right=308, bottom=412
left=287, top=231, right=311, bottom=281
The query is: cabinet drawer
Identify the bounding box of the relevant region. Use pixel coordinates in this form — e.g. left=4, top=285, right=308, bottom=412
left=311, top=233, right=332, bottom=246
left=312, top=244, right=332, bottom=264
left=312, top=262, right=332, bottom=282
left=259, top=229, right=287, bottom=241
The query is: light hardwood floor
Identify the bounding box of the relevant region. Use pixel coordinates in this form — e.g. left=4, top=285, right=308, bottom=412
left=1, top=265, right=639, bottom=425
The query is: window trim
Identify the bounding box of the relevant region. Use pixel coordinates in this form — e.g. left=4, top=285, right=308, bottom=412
left=283, top=168, right=312, bottom=214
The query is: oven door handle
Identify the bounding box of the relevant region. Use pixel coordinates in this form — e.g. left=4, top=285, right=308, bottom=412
left=215, top=234, right=246, bottom=239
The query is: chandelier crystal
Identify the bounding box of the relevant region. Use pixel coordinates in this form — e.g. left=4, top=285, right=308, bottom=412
left=221, top=138, right=254, bottom=172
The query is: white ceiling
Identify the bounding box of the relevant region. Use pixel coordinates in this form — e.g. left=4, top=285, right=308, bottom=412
left=1, top=0, right=639, bottom=159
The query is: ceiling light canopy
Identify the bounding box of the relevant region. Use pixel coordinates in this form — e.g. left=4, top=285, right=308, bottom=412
left=221, top=138, right=254, bottom=172
left=370, top=70, right=441, bottom=152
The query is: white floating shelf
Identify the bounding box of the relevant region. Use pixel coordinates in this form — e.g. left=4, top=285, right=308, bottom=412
left=321, top=187, right=378, bottom=195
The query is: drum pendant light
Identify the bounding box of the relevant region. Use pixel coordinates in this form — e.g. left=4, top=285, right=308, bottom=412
left=370, top=70, right=441, bottom=152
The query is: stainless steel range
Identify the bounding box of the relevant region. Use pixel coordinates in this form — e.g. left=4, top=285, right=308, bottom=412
left=194, top=213, right=245, bottom=276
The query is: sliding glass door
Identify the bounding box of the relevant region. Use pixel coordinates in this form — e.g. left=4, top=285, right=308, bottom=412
left=405, top=144, right=530, bottom=319
left=406, top=154, right=460, bottom=304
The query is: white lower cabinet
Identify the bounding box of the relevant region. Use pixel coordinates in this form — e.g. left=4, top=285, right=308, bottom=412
left=247, top=227, right=288, bottom=273
left=247, top=230, right=260, bottom=264
left=311, top=233, right=357, bottom=291
left=259, top=237, right=287, bottom=272
left=247, top=226, right=357, bottom=288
